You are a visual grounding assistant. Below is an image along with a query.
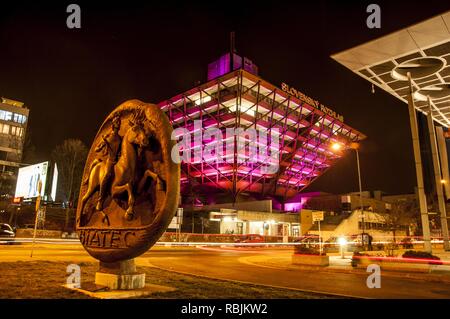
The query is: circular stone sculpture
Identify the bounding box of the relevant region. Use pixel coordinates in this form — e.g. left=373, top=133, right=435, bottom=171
left=76, top=99, right=180, bottom=277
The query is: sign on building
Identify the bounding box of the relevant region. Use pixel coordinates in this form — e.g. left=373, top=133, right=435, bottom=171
left=168, top=208, right=183, bottom=229
left=312, top=211, right=324, bottom=222
left=15, top=161, right=49, bottom=199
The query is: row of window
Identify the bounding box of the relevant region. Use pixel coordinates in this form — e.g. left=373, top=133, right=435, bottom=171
left=359, top=222, right=388, bottom=230
left=0, top=110, right=27, bottom=124
left=191, top=86, right=337, bottom=144
left=358, top=221, right=408, bottom=231
left=0, top=123, right=24, bottom=137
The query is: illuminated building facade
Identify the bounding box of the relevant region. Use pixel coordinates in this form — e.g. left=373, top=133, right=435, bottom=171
left=0, top=97, right=29, bottom=192
left=158, top=55, right=366, bottom=208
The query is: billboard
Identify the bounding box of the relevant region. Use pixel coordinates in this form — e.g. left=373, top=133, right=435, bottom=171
left=50, top=163, right=58, bottom=201
left=14, top=161, right=49, bottom=199
left=168, top=208, right=183, bottom=229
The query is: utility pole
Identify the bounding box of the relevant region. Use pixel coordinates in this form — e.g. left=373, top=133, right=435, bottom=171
left=30, top=179, right=42, bottom=258
left=355, top=147, right=365, bottom=249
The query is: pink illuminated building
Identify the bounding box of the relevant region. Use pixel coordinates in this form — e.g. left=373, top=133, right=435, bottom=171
left=158, top=56, right=366, bottom=207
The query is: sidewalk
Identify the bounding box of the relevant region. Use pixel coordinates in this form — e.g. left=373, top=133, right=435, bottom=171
left=433, top=250, right=450, bottom=261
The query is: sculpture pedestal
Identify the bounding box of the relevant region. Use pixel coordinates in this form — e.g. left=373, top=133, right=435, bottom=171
left=64, top=258, right=177, bottom=298
left=95, top=259, right=145, bottom=290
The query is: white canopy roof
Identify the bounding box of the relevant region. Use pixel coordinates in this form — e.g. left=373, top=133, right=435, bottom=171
left=331, top=12, right=450, bottom=127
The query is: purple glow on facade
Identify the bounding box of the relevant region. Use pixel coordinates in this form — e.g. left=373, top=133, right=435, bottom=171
left=207, top=53, right=259, bottom=80
left=284, top=202, right=302, bottom=212
left=158, top=69, right=365, bottom=199
left=207, top=54, right=231, bottom=80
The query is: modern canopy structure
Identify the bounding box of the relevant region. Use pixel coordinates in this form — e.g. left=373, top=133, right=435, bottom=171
left=331, top=12, right=450, bottom=126
left=331, top=11, right=450, bottom=252
left=158, top=67, right=366, bottom=202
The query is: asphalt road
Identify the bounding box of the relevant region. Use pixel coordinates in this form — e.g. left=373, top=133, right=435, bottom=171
left=1, top=242, right=450, bottom=298
left=141, top=246, right=450, bottom=299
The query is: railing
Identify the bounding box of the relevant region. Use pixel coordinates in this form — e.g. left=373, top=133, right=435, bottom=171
left=160, top=232, right=300, bottom=243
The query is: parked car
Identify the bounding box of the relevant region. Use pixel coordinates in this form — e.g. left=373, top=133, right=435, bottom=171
left=0, top=223, right=15, bottom=239
left=234, top=234, right=265, bottom=243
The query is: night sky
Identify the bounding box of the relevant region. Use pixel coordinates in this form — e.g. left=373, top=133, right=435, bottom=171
left=1, top=1, right=449, bottom=196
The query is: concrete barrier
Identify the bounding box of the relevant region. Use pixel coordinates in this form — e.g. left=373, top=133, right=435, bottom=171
left=292, top=254, right=329, bottom=266
left=354, top=257, right=432, bottom=273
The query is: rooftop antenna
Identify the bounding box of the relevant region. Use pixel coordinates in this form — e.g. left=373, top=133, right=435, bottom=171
left=230, top=31, right=236, bottom=71
left=230, top=31, right=236, bottom=53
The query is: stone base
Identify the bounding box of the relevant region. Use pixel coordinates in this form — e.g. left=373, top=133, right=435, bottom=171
left=292, top=254, right=329, bottom=266
left=95, top=258, right=145, bottom=290
left=63, top=258, right=177, bottom=298
left=354, top=257, right=431, bottom=273
left=95, top=272, right=146, bottom=290
left=64, top=283, right=176, bottom=299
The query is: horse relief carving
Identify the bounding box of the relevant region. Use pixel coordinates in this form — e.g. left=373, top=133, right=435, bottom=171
left=76, top=100, right=180, bottom=263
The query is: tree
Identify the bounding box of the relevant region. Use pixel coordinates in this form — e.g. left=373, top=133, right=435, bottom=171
left=51, top=139, right=88, bottom=206
left=22, top=127, right=38, bottom=165
left=382, top=200, right=418, bottom=243
left=0, top=174, right=16, bottom=196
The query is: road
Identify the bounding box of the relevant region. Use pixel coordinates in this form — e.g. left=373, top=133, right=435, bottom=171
left=1, top=242, right=450, bottom=298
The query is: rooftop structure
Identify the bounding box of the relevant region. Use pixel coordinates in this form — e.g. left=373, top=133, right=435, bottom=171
left=158, top=62, right=366, bottom=202
left=331, top=11, right=450, bottom=127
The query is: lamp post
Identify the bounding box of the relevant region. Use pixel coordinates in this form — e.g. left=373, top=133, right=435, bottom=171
left=331, top=142, right=366, bottom=249
left=338, top=237, right=348, bottom=259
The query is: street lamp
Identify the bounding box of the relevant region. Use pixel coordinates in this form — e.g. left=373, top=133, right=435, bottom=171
left=338, top=236, right=348, bottom=259
left=331, top=142, right=342, bottom=152
left=331, top=142, right=366, bottom=250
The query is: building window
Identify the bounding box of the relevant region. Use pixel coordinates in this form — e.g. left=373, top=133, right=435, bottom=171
left=236, top=222, right=243, bottom=235
left=5, top=112, right=12, bottom=121
left=2, top=124, right=9, bottom=134
left=0, top=111, right=21, bottom=122
left=12, top=113, right=27, bottom=124
left=0, top=124, right=22, bottom=136
left=10, top=126, right=22, bottom=137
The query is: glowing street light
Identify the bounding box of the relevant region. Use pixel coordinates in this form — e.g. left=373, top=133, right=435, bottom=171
left=331, top=141, right=366, bottom=250
left=338, top=237, right=347, bottom=246
left=338, top=236, right=347, bottom=259
left=331, top=142, right=343, bottom=151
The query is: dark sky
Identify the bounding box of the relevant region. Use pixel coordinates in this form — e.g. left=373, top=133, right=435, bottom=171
left=1, top=0, right=449, bottom=196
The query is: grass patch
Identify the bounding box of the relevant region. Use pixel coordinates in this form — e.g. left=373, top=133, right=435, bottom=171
left=0, top=261, right=337, bottom=299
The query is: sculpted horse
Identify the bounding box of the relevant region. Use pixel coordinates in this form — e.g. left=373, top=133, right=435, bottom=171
left=79, top=113, right=163, bottom=225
